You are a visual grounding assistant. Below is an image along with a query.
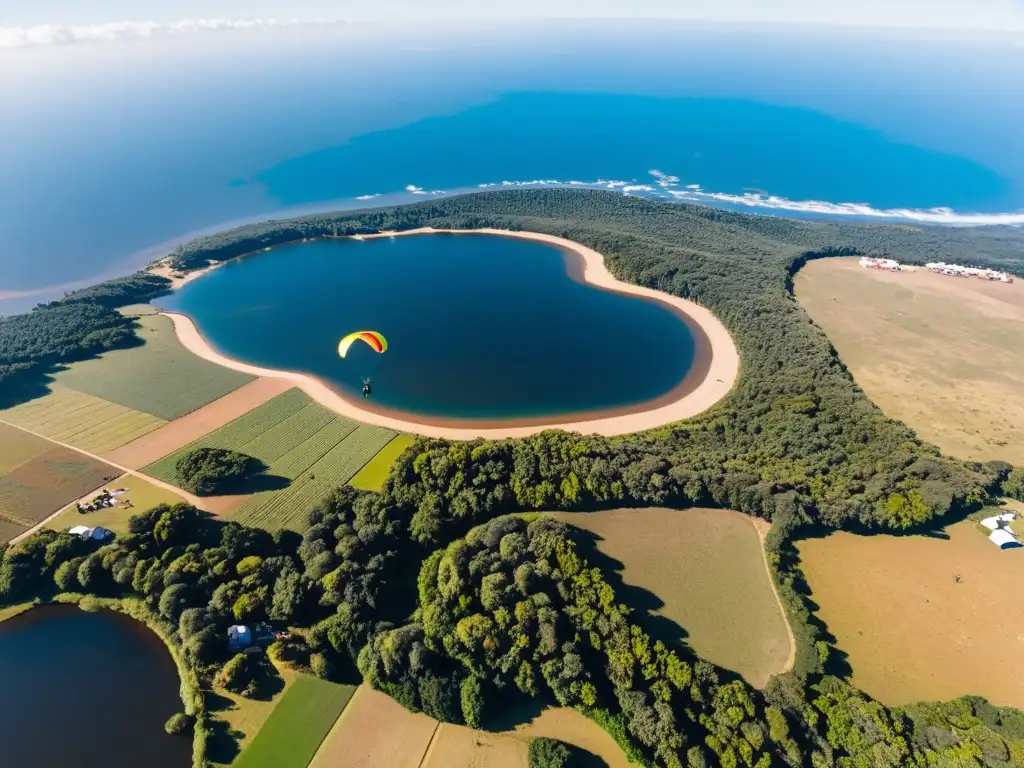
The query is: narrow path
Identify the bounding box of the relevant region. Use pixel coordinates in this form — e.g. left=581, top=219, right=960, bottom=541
left=750, top=516, right=797, bottom=676
left=1, top=417, right=207, bottom=546
left=414, top=720, right=444, bottom=768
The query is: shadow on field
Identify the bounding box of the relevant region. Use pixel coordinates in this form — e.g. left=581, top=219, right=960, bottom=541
left=204, top=691, right=243, bottom=764
left=565, top=526, right=709, bottom=666
left=480, top=696, right=610, bottom=768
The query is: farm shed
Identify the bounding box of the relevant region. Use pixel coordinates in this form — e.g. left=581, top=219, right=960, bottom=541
left=227, top=625, right=252, bottom=651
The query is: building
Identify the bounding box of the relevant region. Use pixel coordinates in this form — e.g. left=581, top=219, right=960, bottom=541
left=980, top=513, right=1022, bottom=550
left=227, top=625, right=252, bottom=651
left=68, top=525, right=113, bottom=541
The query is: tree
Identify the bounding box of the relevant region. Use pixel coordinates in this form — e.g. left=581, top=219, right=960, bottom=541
left=164, top=712, right=192, bottom=736
left=214, top=654, right=250, bottom=693
left=175, top=448, right=263, bottom=495
left=53, top=556, right=85, bottom=591
left=529, top=738, right=573, bottom=768
left=460, top=675, right=484, bottom=729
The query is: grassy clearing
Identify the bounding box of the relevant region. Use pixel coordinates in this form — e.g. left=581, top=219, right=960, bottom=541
left=350, top=434, right=416, bottom=491
left=143, top=389, right=398, bottom=532
left=798, top=520, right=1024, bottom=709
left=208, top=664, right=301, bottom=767
left=795, top=257, right=1024, bottom=464
left=43, top=473, right=186, bottom=536
left=0, top=422, right=52, bottom=474
left=232, top=675, right=356, bottom=768
left=0, top=446, right=118, bottom=531
left=550, top=507, right=791, bottom=688
left=0, top=385, right=167, bottom=453
left=49, top=313, right=254, bottom=420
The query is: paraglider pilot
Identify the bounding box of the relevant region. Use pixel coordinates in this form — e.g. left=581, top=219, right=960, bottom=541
left=362, top=378, right=372, bottom=398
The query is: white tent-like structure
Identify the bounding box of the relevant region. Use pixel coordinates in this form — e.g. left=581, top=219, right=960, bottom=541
left=980, top=513, right=1021, bottom=549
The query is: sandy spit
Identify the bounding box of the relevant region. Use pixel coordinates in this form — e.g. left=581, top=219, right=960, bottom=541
left=161, top=228, right=740, bottom=440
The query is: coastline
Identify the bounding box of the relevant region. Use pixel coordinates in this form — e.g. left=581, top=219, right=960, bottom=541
left=160, top=228, right=740, bottom=439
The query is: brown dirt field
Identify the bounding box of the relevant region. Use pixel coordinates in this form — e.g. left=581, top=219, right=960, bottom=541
left=310, top=685, right=439, bottom=768
left=798, top=520, right=1024, bottom=709
left=312, top=685, right=631, bottom=768
left=104, top=377, right=292, bottom=469
left=551, top=507, right=792, bottom=688
left=0, top=423, right=52, bottom=475
left=794, top=257, right=1024, bottom=464
left=0, top=446, right=117, bottom=528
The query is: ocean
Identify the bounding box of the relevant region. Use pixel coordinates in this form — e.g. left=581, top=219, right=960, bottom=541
left=2, top=21, right=1022, bottom=309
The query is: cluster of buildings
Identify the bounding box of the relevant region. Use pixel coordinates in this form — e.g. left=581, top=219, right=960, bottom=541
left=857, top=256, right=1014, bottom=282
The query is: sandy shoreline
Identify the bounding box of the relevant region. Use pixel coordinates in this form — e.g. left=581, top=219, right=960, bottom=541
left=160, top=228, right=740, bottom=439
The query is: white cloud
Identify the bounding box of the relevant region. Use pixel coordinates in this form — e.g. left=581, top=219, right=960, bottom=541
left=0, top=18, right=347, bottom=49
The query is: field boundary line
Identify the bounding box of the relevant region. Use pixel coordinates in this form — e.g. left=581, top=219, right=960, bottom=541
left=415, top=719, right=444, bottom=768
left=751, top=516, right=797, bottom=676
left=0, top=416, right=206, bottom=545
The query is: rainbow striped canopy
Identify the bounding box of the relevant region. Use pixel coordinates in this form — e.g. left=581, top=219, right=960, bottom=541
left=338, top=330, right=388, bottom=357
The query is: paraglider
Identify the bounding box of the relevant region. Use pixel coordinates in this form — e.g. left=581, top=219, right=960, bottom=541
left=339, top=331, right=387, bottom=397
left=338, top=330, right=387, bottom=357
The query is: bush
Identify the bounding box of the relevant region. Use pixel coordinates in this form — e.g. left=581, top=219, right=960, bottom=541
left=214, top=653, right=250, bottom=693
left=529, top=737, right=573, bottom=768
left=174, top=448, right=262, bottom=495
left=310, top=652, right=334, bottom=680
left=164, top=712, right=192, bottom=736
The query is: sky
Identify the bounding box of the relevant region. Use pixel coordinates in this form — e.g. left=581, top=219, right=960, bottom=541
left=2, top=0, right=1023, bottom=34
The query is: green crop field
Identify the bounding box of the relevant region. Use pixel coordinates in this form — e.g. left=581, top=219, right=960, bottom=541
left=0, top=446, right=118, bottom=535
left=350, top=434, right=416, bottom=491
left=143, top=389, right=398, bottom=531
left=232, top=676, right=356, bottom=768
left=48, top=313, right=253, bottom=420
left=0, top=385, right=167, bottom=453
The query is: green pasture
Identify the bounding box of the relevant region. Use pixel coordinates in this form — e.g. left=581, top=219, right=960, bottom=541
left=349, top=434, right=416, bottom=491
left=232, top=675, right=356, bottom=768
left=49, top=313, right=253, bottom=420
left=143, top=389, right=398, bottom=531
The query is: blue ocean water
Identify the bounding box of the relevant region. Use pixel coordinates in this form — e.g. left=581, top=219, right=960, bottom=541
left=159, top=234, right=698, bottom=420
left=1, top=23, right=1022, bottom=307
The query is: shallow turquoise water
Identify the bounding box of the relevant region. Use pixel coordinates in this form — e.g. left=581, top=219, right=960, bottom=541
left=159, top=234, right=698, bottom=421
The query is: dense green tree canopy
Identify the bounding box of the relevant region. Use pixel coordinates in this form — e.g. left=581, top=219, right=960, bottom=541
left=174, top=447, right=263, bottom=495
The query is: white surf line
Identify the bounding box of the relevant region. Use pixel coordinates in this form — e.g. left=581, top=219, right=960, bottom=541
left=163, top=228, right=741, bottom=440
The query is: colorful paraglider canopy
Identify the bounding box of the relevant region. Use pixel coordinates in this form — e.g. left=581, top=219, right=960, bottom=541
left=338, top=330, right=388, bottom=357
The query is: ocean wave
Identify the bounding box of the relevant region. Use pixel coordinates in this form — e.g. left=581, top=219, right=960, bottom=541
left=0, top=18, right=347, bottom=49
left=457, top=172, right=1023, bottom=226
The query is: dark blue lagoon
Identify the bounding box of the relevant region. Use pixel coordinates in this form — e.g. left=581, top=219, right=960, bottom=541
left=159, top=234, right=703, bottom=424
left=0, top=605, right=191, bottom=768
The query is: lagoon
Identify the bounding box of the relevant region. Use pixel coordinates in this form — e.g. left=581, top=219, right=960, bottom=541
left=0, top=605, right=190, bottom=768
left=159, top=234, right=700, bottom=424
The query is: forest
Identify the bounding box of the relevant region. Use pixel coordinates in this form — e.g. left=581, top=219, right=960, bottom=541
left=0, top=272, right=171, bottom=394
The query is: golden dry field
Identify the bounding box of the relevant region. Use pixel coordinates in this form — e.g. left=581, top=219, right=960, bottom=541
left=798, top=520, right=1024, bottom=709
left=794, top=257, right=1024, bottom=464
left=551, top=507, right=792, bottom=688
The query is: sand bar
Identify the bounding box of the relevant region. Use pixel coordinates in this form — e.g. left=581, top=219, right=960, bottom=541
left=162, top=229, right=740, bottom=439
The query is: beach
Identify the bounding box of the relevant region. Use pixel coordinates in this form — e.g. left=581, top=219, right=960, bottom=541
left=160, top=228, right=740, bottom=439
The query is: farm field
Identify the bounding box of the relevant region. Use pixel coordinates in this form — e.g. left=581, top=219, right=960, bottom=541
left=798, top=521, right=1024, bottom=709
left=0, top=385, right=167, bottom=453
left=795, top=257, right=1024, bottom=464
left=209, top=664, right=301, bottom=767
left=104, top=377, right=292, bottom=469
left=312, top=685, right=630, bottom=768
left=143, top=388, right=398, bottom=528
left=0, top=423, right=52, bottom=475
left=349, top=434, right=416, bottom=491
left=48, top=313, right=254, bottom=420
left=44, top=473, right=186, bottom=536
left=550, top=507, right=792, bottom=687
left=0, top=445, right=118, bottom=542
left=232, top=675, right=356, bottom=768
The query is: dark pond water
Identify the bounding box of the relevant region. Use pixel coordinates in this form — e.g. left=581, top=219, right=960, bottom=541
left=0, top=605, right=191, bottom=768
left=159, top=234, right=699, bottom=422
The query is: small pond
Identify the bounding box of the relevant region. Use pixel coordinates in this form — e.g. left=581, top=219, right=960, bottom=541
left=0, top=605, right=191, bottom=768
left=159, top=234, right=702, bottom=423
